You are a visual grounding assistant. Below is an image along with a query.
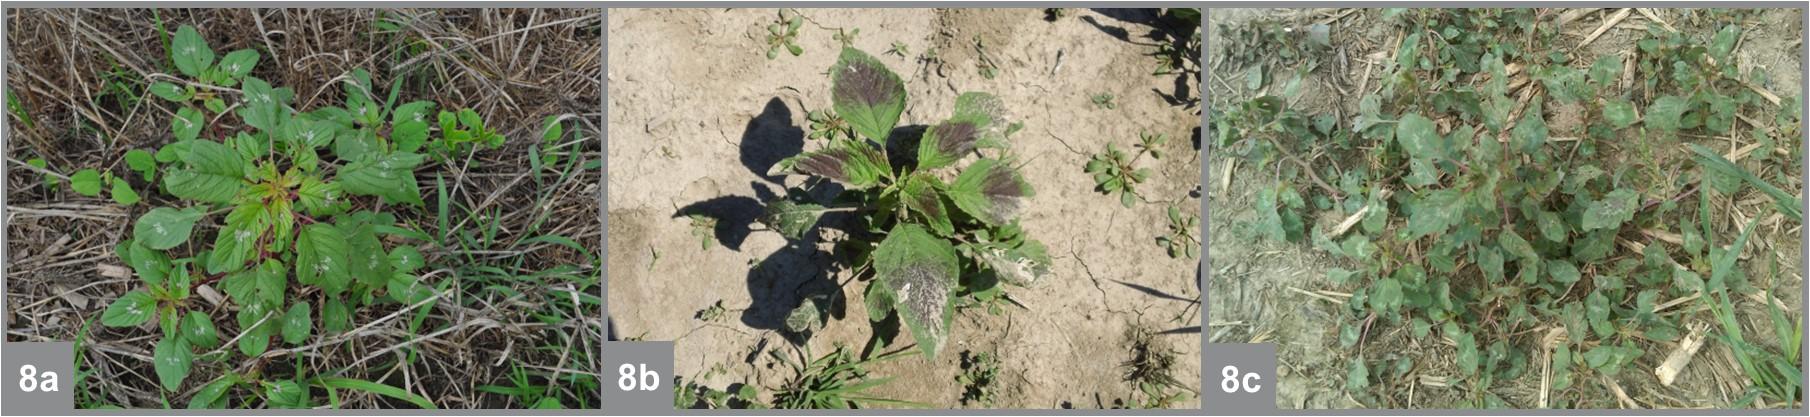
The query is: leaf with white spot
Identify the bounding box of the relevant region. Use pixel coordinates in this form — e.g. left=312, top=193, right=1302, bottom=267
left=101, top=290, right=157, bottom=327
left=338, top=151, right=425, bottom=206
left=830, top=47, right=906, bottom=141
left=872, top=224, right=958, bottom=359
left=134, top=207, right=206, bottom=250
left=171, top=25, right=213, bottom=78
left=181, top=311, right=219, bottom=348
left=295, top=223, right=351, bottom=294
left=281, top=301, right=312, bottom=345
left=153, top=337, right=194, bottom=391
left=164, top=140, right=246, bottom=203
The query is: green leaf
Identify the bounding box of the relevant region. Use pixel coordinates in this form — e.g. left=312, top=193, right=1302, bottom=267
left=154, top=337, right=194, bottom=391
left=207, top=202, right=268, bottom=274
left=784, top=298, right=823, bottom=333
left=313, top=377, right=436, bottom=409
left=295, top=223, right=352, bottom=294
left=900, top=174, right=954, bottom=236
left=1345, top=359, right=1370, bottom=391
left=978, top=239, right=1050, bottom=286
left=338, top=151, right=425, bottom=206
left=164, top=140, right=246, bottom=203
left=387, top=273, right=434, bottom=305
left=1646, top=95, right=1688, bottom=131
left=1370, top=278, right=1403, bottom=312
left=1498, top=229, right=1538, bottom=261
left=125, top=240, right=171, bottom=286
left=917, top=92, right=1005, bottom=168
left=389, top=246, right=425, bottom=273
left=181, top=311, right=219, bottom=348
left=777, top=140, right=888, bottom=188
left=173, top=106, right=205, bottom=143
left=237, top=77, right=286, bottom=132
left=215, top=49, right=259, bottom=82
left=1582, top=188, right=1640, bottom=231
left=758, top=198, right=828, bottom=240
left=1396, top=113, right=1445, bottom=160
left=171, top=25, right=214, bottom=78
left=295, top=177, right=342, bottom=216
left=947, top=158, right=1032, bottom=225
left=69, top=169, right=103, bottom=196
left=110, top=180, right=141, bottom=205
left=1453, top=325, right=1479, bottom=377
left=150, top=82, right=191, bottom=102
left=1603, top=99, right=1638, bottom=129
left=322, top=299, right=351, bottom=334
left=134, top=207, right=206, bottom=250
left=872, top=224, right=959, bottom=359
left=281, top=301, right=312, bottom=345
left=236, top=303, right=273, bottom=356
left=1586, top=291, right=1614, bottom=338
left=344, top=221, right=391, bottom=287
left=1533, top=210, right=1567, bottom=242
left=101, top=290, right=157, bottom=327
left=1548, top=260, right=1581, bottom=284
left=1709, top=24, right=1741, bottom=61
left=265, top=380, right=303, bottom=408
left=125, top=149, right=157, bottom=179
left=864, top=279, right=895, bottom=320
left=1512, top=99, right=1548, bottom=152
left=188, top=377, right=236, bottom=409
left=829, top=47, right=906, bottom=141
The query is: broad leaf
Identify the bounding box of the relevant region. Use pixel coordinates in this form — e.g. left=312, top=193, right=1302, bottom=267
left=150, top=82, right=191, bottom=102
left=947, top=158, right=1032, bottom=225
left=207, top=201, right=269, bottom=274
left=916, top=117, right=984, bottom=170
left=126, top=240, right=171, bottom=286
left=235, top=303, right=273, bottom=356
left=872, top=224, right=958, bottom=359
left=1645, top=95, right=1688, bottom=131
left=295, top=177, right=342, bottom=216
left=181, top=311, right=219, bottom=348
left=101, top=290, right=156, bottom=327
left=389, top=245, right=425, bottom=273
left=237, top=77, right=285, bottom=132
left=216, top=49, right=259, bottom=83
left=758, top=198, right=827, bottom=240
left=784, top=298, right=823, bottom=334
left=338, top=151, right=425, bottom=206
left=344, top=221, right=391, bottom=287
left=281, top=301, right=312, bottom=345
left=295, top=223, right=352, bottom=294
left=829, top=47, right=906, bottom=141
left=188, top=377, right=236, bottom=409
left=173, top=107, right=205, bottom=142
left=1396, top=113, right=1444, bottom=160
left=1603, top=99, right=1638, bottom=129
left=153, top=337, right=194, bottom=391
left=164, top=140, right=246, bottom=203
left=69, top=169, right=103, bottom=196
left=1581, top=188, right=1639, bottom=231
left=978, top=239, right=1050, bottom=286
left=171, top=25, right=213, bottom=78
left=778, top=140, right=888, bottom=188
left=134, top=207, right=206, bottom=250
left=111, top=179, right=141, bottom=206
left=322, top=299, right=351, bottom=334
left=901, top=174, right=953, bottom=236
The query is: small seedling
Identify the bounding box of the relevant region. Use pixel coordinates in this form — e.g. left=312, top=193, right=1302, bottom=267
left=765, top=10, right=804, bottom=60
left=1044, top=8, right=1068, bottom=21
left=832, top=27, right=860, bottom=47
left=1085, top=142, right=1151, bottom=208
left=1157, top=206, right=1199, bottom=259
left=957, top=350, right=1001, bottom=406
left=687, top=214, right=717, bottom=250
left=1091, top=93, right=1117, bottom=110
left=886, top=41, right=910, bottom=57
left=805, top=109, right=854, bottom=141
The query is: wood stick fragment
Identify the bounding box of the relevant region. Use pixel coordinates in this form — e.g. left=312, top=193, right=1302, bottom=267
left=1656, top=322, right=1710, bottom=386
left=1601, top=374, right=1642, bottom=409
left=1577, top=9, right=1633, bottom=50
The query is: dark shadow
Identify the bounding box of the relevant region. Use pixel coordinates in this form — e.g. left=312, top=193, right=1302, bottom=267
left=739, top=98, right=805, bottom=184
left=673, top=196, right=763, bottom=252
left=738, top=239, right=841, bottom=337
left=1112, top=279, right=1199, bottom=304
left=1158, top=325, right=1202, bottom=335
left=881, top=124, right=929, bottom=171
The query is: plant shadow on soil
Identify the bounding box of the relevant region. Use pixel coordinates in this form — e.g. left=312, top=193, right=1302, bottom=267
left=1082, top=8, right=1198, bottom=107
left=672, top=97, right=856, bottom=344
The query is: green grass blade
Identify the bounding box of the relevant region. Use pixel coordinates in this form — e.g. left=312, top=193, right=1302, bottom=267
left=312, top=377, right=436, bottom=409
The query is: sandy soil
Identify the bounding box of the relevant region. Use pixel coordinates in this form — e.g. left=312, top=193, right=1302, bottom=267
left=1208, top=8, right=1804, bottom=409
left=608, top=8, right=1201, bottom=408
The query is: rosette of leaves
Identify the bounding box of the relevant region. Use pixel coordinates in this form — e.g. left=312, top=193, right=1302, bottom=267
left=760, top=47, right=1049, bottom=360
left=101, top=30, right=443, bottom=405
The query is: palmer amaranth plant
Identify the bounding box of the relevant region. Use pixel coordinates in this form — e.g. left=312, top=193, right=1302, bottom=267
left=759, top=47, right=1049, bottom=362
left=97, top=24, right=518, bottom=407
left=1216, top=9, right=1801, bottom=408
